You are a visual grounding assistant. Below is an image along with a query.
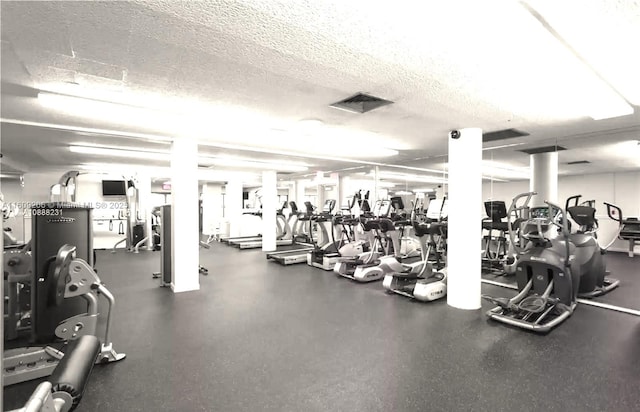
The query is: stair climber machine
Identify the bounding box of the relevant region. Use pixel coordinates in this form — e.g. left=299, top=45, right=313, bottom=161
left=483, top=192, right=534, bottom=276
left=307, top=200, right=345, bottom=270
left=482, top=198, right=620, bottom=333
left=265, top=201, right=317, bottom=265
left=604, top=202, right=640, bottom=258
left=381, top=201, right=448, bottom=301
left=334, top=201, right=396, bottom=281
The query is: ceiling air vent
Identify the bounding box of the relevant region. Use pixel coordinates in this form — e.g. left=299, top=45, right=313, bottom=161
left=519, top=146, right=567, bottom=155
left=483, top=128, right=529, bottom=142
left=330, top=93, right=394, bottom=114
left=566, top=160, right=591, bottom=165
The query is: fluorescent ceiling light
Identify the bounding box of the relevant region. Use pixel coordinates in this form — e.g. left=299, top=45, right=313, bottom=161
left=1, top=118, right=173, bottom=144
left=394, top=190, right=413, bottom=195
left=481, top=160, right=530, bottom=180
left=346, top=179, right=396, bottom=188
left=374, top=171, right=447, bottom=184
left=208, top=158, right=308, bottom=172
left=70, top=145, right=171, bottom=161
left=413, top=188, right=435, bottom=193
left=483, top=143, right=526, bottom=151
left=482, top=176, right=509, bottom=182
left=38, top=92, right=182, bottom=131
left=69, top=145, right=308, bottom=172
left=77, top=163, right=261, bottom=182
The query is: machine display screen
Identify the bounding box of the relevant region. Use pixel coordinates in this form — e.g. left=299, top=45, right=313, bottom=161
left=529, top=206, right=559, bottom=220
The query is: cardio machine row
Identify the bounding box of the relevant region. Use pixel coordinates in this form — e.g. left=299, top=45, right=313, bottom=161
left=268, top=193, right=451, bottom=303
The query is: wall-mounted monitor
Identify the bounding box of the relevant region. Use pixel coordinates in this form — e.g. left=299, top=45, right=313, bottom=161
left=102, top=180, right=127, bottom=196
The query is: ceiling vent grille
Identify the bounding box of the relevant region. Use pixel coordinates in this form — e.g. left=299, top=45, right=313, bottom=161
left=483, top=128, right=530, bottom=142
left=566, top=160, right=591, bottom=165
left=519, top=146, right=567, bottom=155
left=330, top=93, right=394, bottom=114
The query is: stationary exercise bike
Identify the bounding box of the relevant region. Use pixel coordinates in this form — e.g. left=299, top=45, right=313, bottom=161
left=380, top=196, right=448, bottom=301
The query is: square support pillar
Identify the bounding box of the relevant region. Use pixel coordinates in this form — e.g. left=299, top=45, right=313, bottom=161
left=170, top=138, right=200, bottom=293
left=262, top=171, right=277, bottom=251
left=202, top=184, right=223, bottom=237
left=447, top=128, right=482, bottom=310
left=225, top=179, right=243, bottom=238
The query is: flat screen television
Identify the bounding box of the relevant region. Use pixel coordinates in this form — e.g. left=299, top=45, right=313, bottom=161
left=102, top=180, right=127, bottom=196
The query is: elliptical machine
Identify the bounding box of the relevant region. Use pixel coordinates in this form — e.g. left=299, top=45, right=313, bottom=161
left=564, top=195, right=619, bottom=298
left=482, top=200, right=578, bottom=333
left=482, top=196, right=620, bottom=333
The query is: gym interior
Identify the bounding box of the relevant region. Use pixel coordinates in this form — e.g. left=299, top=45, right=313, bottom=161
left=1, top=2, right=639, bottom=411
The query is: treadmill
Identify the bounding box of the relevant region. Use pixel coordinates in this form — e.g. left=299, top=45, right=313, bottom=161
left=219, top=208, right=263, bottom=244
left=266, top=201, right=325, bottom=265
left=235, top=202, right=294, bottom=249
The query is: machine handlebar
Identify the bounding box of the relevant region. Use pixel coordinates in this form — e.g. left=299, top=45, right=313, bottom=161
left=507, top=192, right=536, bottom=255
left=544, top=200, right=572, bottom=268
left=604, top=202, right=623, bottom=224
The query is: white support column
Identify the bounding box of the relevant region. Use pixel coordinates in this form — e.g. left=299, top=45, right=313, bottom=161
left=296, top=179, right=306, bottom=210
left=373, top=166, right=380, bottom=202
left=316, top=184, right=325, bottom=210
left=447, top=128, right=482, bottom=310
left=530, top=152, right=559, bottom=207
left=170, top=138, right=200, bottom=293
left=226, top=178, right=243, bottom=238
left=136, top=174, right=153, bottom=250
left=262, top=170, right=278, bottom=251
left=339, top=175, right=350, bottom=210
left=202, top=183, right=223, bottom=237
left=288, top=181, right=296, bottom=208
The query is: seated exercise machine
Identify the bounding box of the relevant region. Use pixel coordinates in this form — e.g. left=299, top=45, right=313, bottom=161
left=4, top=244, right=125, bottom=386
left=381, top=199, right=448, bottom=301
left=334, top=209, right=395, bottom=281
left=4, top=241, right=33, bottom=341
left=8, top=334, right=101, bottom=412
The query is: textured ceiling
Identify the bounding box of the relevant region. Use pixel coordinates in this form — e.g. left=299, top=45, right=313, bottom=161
left=1, top=0, right=639, bottom=181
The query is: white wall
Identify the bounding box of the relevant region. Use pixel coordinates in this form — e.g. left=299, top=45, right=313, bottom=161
left=483, top=171, right=640, bottom=254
